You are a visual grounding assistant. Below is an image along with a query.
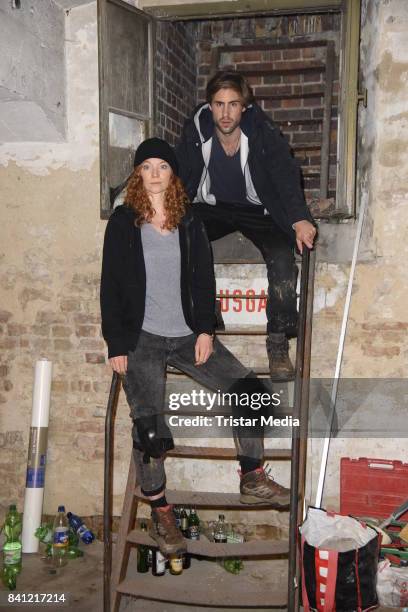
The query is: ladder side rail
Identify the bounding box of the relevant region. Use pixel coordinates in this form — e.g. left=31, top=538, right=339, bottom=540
left=104, top=372, right=122, bottom=612
left=288, top=247, right=312, bottom=611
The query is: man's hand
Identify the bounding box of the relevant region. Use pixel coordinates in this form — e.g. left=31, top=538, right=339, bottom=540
left=293, top=220, right=317, bottom=254
left=195, top=334, right=214, bottom=366
left=109, top=355, right=128, bottom=375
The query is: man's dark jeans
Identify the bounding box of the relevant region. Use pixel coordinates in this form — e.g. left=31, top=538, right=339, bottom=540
left=122, top=330, right=265, bottom=496
left=195, top=201, right=298, bottom=338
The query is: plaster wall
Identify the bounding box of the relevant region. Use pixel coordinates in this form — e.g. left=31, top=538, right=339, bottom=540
left=0, top=1, right=66, bottom=141
left=0, top=0, right=407, bottom=524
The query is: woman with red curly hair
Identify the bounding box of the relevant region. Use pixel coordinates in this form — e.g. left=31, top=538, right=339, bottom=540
left=100, top=138, right=289, bottom=557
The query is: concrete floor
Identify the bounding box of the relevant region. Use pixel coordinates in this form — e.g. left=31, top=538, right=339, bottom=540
left=0, top=541, right=401, bottom=612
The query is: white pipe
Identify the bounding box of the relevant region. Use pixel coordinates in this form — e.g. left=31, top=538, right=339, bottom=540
left=21, top=359, right=52, bottom=553
left=315, top=197, right=367, bottom=509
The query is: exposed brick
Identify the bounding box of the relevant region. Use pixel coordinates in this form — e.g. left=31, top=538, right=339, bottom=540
left=281, top=48, right=301, bottom=60
left=32, top=325, right=50, bottom=336
left=52, top=380, right=69, bottom=393
left=7, top=323, right=27, bottom=336
left=51, top=325, right=71, bottom=337
left=0, top=338, right=18, bottom=349
left=74, top=313, right=100, bottom=324
left=0, top=310, right=12, bottom=323
left=85, top=353, right=105, bottom=364
left=75, top=325, right=98, bottom=337
left=281, top=98, right=301, bottom=109
left=302, top=96, right=323, bottom=107
left=53, top=339, right=73, bottom=351
left=30, top=338, right=51, bottom=352
left=79, top=339, right=105, bottom=351
left=60, top=298, right=81, bottom=312
left=263, top=99, right=282, bottom=110
left=36, top=311, right=66, bottom=324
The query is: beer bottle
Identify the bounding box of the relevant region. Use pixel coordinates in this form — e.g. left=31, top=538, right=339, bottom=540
left=180, top=507, right=189, bottom=537
left=188, top=508, right=200, bottom=541
left=169, top=553, right=183, bottom=575
left=137, top=522, right=149, bottom=573
left=151, top=548, right=166, bottom=576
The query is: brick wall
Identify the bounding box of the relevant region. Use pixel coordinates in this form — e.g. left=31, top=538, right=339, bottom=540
left=195, top=14, right=340, bottom=204
left=155, top=21, right=196, bottom=145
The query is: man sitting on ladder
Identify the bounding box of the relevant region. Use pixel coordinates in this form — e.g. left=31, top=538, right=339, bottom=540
left=176, top=70, right=317, bottom=380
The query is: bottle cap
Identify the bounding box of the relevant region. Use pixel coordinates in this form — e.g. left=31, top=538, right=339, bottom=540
left=58, top=505, right=65, bottom=512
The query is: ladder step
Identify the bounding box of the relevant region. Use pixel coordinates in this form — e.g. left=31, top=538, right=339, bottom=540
left=127, top=528, right=289, bottom=557
left=216, top=326, right=266, bottom=335
left=162, top=405, right=293, bottom=417
left=135, top=487, right=292, bottom=508
left=167, top=365, right=271, bottom=376
left=117, top=575, right=287, bottom=607
left=167, top=445, right=292, bottom=460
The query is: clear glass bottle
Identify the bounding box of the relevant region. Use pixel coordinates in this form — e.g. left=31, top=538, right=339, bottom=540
left=213, top=514, right=227, bottom=544
left=152, top=548, right=166, bottom=576
left=52, top=505, right=69, bottom=567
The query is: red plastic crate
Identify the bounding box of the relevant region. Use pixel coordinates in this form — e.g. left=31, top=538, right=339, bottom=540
left=340, top=457, right=408, bottom=521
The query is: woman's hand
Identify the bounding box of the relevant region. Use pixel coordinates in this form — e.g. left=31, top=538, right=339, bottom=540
left=195, top=334, right=214, bottom=366
left=109, top=355, right=128, bottom=375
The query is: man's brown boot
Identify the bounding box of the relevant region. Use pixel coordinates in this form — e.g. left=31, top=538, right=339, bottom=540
left=266, top=333, right=295, bottom=381
left=149, top=505, right=186, bottom=555
left=240, top=466, right=290, bottom=508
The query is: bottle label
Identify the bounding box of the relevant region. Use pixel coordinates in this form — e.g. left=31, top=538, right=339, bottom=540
left=189, top=526, right=200, bottom=540
left=214, top=534, right=227, bottom=543
left=25, top=427, right=48, bottom=488
left=170, top=557, right=183, bottom=571
left=4, top=546, right=22, bottom=565
left=156, top=551, right=166, bottom=573
left=53, top=528, right=69, bottom=547
left=181, top=518, right=188, bottom=531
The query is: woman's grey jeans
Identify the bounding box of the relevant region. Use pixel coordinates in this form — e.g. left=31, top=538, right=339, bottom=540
left=122, top=330, right=265, bottom=496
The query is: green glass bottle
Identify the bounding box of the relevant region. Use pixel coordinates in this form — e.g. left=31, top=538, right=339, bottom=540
left=137, top=522, right=149, bottom=573
left=2, top=504, right=22, bottom=575
left=180, top=507, right=189, bottom=537
left=188, top=508, right=200, bottom=541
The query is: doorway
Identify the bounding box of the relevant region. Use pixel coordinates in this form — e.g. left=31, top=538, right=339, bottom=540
left=98, top=0, right=361, bottom=255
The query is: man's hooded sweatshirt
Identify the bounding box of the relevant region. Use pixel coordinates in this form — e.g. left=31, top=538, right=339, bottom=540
left=176, top=102, right=314, bottom=242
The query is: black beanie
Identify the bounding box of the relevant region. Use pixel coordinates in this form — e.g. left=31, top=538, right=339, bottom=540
left=133, top=138, right=178, bottom=176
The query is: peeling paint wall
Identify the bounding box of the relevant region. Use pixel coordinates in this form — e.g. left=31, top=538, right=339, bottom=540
left=0, top=0, right=408, bottom=524
left=0, top=1, right=66, bottom=141
left=314, top=0, right=408, bottom=509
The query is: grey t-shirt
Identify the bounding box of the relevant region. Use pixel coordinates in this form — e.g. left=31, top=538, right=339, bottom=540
left=141, top=224, right=192, bottom=337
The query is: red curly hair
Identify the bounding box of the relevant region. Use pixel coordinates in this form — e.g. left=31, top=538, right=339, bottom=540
left=125, top=166, right=189, bottom=230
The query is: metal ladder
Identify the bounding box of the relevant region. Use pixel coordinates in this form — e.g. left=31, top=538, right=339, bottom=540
left=103, top=247, right=315, bottom=612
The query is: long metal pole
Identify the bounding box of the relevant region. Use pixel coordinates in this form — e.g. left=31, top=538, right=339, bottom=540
left=315, top=194, right=366, bottom=509
left=104, top=372, right=121, bottom=612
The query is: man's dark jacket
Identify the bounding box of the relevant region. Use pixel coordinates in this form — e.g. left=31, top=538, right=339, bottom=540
left=100, top=204, right=215, bottom=358
left=176, top=102, right=314, bottom=241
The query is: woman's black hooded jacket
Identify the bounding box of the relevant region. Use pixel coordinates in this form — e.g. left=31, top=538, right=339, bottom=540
left=100, top=204, right=215, bottom=358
